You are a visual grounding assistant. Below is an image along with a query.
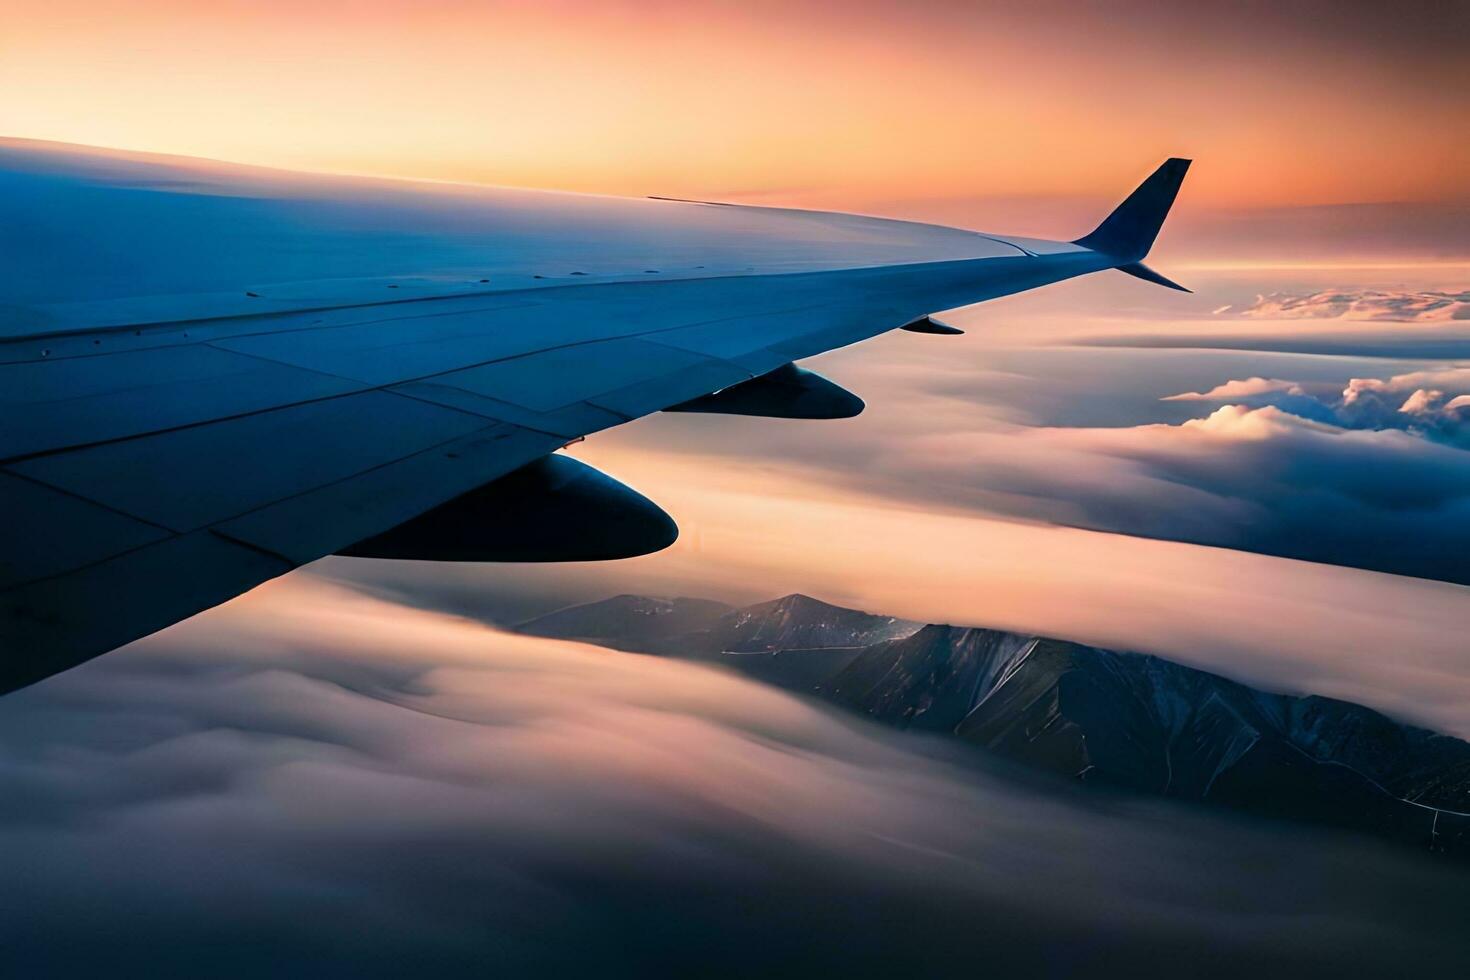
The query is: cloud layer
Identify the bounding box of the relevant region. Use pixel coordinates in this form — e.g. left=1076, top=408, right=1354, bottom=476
left=609, top=337, right=1470, bottom=591
left=1218, top=288, right=1470, bottom=322
left=953, top=402, right=1470, bottom=584
left=3, top=577, right=1468, bottom=978
left=7, top=273, right=1470, bottom=977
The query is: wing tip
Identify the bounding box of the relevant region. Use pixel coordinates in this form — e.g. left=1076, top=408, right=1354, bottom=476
left=1073, top=158, right=1191, bottom=261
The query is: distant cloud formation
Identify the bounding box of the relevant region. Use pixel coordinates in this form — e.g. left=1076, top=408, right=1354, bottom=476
left=1162, top=366, right=1470, bottom=448
left=906, top=400, right=1470, bottom=586
left=641, top=332, right=1470, bottom=589
left=2, top=578, right=1468, bottom=978
left=1091, top=285, right=1470, bottom=359
left=1216, top=288, right=1469, bottom=322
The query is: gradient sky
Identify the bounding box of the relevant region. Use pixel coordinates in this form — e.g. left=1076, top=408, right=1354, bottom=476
left=4, top=0, right=1466, bottom=217
left=4, top=9, right=1470, bottom=974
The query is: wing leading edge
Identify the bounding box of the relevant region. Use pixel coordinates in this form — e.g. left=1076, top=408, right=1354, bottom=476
left=0, top=149, right=1188, bottom=693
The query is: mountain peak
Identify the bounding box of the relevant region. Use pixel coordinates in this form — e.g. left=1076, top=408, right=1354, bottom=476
left=513, top=592, right=1470, bottom=856
left=516, top=594, right=735, bottom=649
left=768, top=593, right=845, bottom=613
left=719, top=593, right=922, bottom=653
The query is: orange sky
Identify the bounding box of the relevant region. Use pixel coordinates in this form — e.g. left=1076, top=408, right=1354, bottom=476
left=3, top=0, right=1466, bottom=213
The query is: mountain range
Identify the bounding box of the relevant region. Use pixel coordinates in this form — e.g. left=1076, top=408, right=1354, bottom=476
left=516, top=593, right=1470, bottom=856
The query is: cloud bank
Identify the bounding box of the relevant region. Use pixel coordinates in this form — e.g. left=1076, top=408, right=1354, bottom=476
left=897, top=398, right=1470, bottom=587
left=1087, top=284, right=1470, bottom=359
left=1161, top=366, right=1470, bottom=447
left=1217, top=288, right=1470, bottom=322
left=3, top=578, right=1468, bottom=978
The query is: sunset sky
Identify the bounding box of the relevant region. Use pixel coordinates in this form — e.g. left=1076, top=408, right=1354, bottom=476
left=5, top=5, right=1470, bottom=972
left=4, top=0, right=1466, bottom=218
left=3, top=0, right=1466, bottom=689
left=2, top=0, right=1465, bottom=676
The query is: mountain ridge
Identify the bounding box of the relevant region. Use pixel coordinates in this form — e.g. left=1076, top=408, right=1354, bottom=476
left=512, top=592, right=1470, bottom=856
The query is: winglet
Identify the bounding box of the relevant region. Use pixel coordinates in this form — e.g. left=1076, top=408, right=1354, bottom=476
left=1115, top=262, right=1191, bottom=293
left=1073, top=158, right=1190, bottom=262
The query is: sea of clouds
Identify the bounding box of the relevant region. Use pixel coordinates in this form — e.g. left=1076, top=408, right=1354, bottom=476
left=3, top=577, right=1468, bottom=978
left=7, top=275, right=1470, bottom=978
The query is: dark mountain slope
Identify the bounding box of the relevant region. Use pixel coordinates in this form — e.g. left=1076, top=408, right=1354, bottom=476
left=512, top=593, right=1470, bottom=855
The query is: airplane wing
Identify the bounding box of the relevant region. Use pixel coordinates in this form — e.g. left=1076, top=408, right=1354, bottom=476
left=0, top=140, right=1188, bottom=693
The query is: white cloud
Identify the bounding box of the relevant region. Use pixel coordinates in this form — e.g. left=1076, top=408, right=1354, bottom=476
left=1342, top=366, right=1470, bottom=402
left=1399, top=388, right=1445, bottom=414
left=1160, top=365, right=1470, bottom=447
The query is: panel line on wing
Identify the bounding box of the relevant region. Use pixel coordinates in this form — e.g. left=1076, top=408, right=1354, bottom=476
left=387, top=383, right=632, bottom=439
left=213, top=422, right=563, bottom=564
left=5, top=391, right=499, bottom=532
left=0, top=467, right=177, bottom=536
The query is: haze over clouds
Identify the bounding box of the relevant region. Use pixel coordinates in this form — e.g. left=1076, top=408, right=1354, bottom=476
left=3, top=577, right=1468, bottom=978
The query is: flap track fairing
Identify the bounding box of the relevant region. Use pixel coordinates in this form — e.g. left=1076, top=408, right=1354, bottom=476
left=338, top=454, right=677, bottom=562
left=665, top=363, right=863, bottom=419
